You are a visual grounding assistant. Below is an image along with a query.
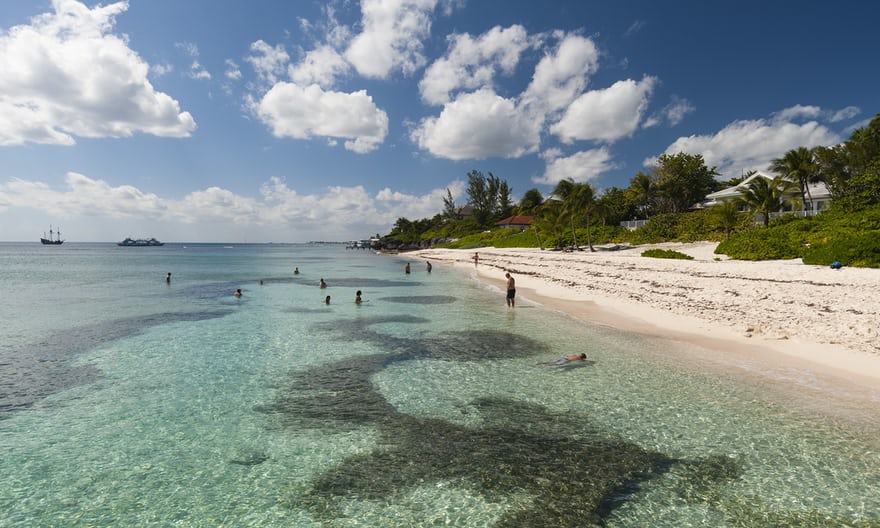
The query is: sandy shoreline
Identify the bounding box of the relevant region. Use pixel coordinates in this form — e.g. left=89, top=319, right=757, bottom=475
left=404, top=242, right=880, bottom=404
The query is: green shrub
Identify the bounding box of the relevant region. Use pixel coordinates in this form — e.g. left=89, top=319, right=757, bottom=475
left=641, top=249, right=694, bottom=260
left=802, top=232, right=880, bottom=268
left=715, top=228, right=802, bottom=260
left=539, top=224, right=623, bottom=249
left=624, top=210, right=733, bottom=245
left=628, top=213, right=680, bottom=244
left=443, top=232, right=487, bottom=249
left=442, top=227, right=542, bottom=249
left=674, top=209, right=723, bottom=242
left=490, top=229, right=541, bottom=248
left=715, top=205, right=880, bottom=267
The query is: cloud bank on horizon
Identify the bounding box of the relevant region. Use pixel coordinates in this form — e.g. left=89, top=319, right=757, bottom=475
left=0, top=0, right=874, bottom=242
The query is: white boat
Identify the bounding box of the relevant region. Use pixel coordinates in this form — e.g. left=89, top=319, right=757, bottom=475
left=118, top=237, right=164, bottom=247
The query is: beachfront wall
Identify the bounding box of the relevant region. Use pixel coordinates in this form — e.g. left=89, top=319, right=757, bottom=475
left=620, top=219, right=650, bottom=230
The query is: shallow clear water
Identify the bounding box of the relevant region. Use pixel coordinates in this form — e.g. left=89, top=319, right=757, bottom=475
left=1, top=242, right=878, bottom=527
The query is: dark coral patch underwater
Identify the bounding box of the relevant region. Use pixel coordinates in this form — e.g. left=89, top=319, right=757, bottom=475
left=1, top=310, right=230, bottom=419
left=259, top=314, right=875, bottom=527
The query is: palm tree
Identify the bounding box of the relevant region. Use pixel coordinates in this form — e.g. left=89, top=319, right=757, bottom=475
left=735, top=175, right=797, bottom=227
left=534, top=200, right=566, bottom=249
left=575, top=184, right=598, bottom=252
left=711, top=200, right=742, bottom=240
left=551, top=179, right=579, bottom=248
left=628, top=171, right=655, bottom=218
left=769, top=147, right=817, bottom=211
left=517, top=188, right=544, bottom=215
left=552, top=179, right=597, bottom=251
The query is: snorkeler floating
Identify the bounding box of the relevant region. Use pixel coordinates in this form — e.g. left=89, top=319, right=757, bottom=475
left=539, top=353, right=587, bottom=366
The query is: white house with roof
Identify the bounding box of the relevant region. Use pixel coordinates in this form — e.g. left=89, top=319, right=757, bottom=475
left=700, top=171, right=832, bottom=217
left=620, top=171, right=833, bottom=229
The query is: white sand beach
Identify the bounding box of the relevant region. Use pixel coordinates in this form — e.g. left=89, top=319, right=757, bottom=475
left=406, top=243, right=880, bottom=402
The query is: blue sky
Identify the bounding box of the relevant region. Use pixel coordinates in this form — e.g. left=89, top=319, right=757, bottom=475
left=1, top=0, right=877, bottom=243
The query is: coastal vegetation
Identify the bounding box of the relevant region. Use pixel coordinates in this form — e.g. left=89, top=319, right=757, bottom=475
left=382, top=113, right=880, bottom=267
left=717, top=204, right=880, bottom=267
left=641, top=249, right=694, bottom=260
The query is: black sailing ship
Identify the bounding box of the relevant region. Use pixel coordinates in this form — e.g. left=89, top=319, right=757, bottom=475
left=40, top=225, right=64, bottom=245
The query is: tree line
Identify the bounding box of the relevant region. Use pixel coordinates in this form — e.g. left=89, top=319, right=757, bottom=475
left=385, top=112, right=880, bottom=249
left=389, top=170, right=515, bottom=243
left=387, top=154, right=722, bottom=246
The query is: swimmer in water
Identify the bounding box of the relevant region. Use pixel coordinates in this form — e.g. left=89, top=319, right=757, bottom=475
left=539, top=353, right=586, bottom=366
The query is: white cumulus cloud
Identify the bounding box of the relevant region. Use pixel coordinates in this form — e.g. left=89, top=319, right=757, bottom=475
left=413, top=31, right=603, bottom=162
left=0, top=0, right=195, bottom=146
left=246, top=2, right=449, bottom=153
left=179, top=187, right=260, bottom=224
left=644, top=95, right=695, bottom=128
left=649, top=107, right=843, bottom=177
left=830, top=106, right=860, bottom=122
left=252, top=82, right=388, bottom=153
left=375, top=181, right=464, bottom=220
left=290, top=45, right=351, bottom=88
left=246, top=40, right=292, bottom=85
left=225, top=59, right=242, bottom=80
left=345, top=0, right=439, bottom=79
left=534, top=147, right=618, bottom=185
left=419, top=24, right=533, bottom=105
left=410, top=89, right=541, bottom=160
left=521, top=33, right=600, bottom=115
left=551, top=76, right=657, bottom=143
left=2, top=172, right=166, bottom=218
left=0, top=172, right=463, bottom=242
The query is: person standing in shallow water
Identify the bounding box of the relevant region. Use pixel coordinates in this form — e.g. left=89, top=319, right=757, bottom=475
left=319, top=278, right=327, bottom=289
left=166, top=272, right=171, bottom=284
left=426, top=261, right=432, bottom=273
left=405, top=262, right=410, bottom=274
left=505, top=272, right=516, bottom=307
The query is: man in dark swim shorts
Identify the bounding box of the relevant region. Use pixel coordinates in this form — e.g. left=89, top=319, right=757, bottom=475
left=505, top=272, right=516, bottom=307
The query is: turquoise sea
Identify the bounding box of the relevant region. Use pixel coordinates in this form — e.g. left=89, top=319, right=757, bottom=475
left=1, top=242, right=878, bottom=527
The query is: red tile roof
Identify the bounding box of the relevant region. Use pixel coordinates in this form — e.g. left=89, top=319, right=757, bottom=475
left=495, top=215, right=533, bottom=227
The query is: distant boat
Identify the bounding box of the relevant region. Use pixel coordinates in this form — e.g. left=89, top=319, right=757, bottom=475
left=345, top=239, right=374, bottom=250
left=118, top=237, right=164, bottom=247
left=40, top=225, right=64, bottom=245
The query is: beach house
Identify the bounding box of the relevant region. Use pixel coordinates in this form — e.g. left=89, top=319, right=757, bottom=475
left=700, top=171, right=832, bottom=219
left=453, top=205, right=475, bottom=219
left=495, top=215, right=533, bottom=230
